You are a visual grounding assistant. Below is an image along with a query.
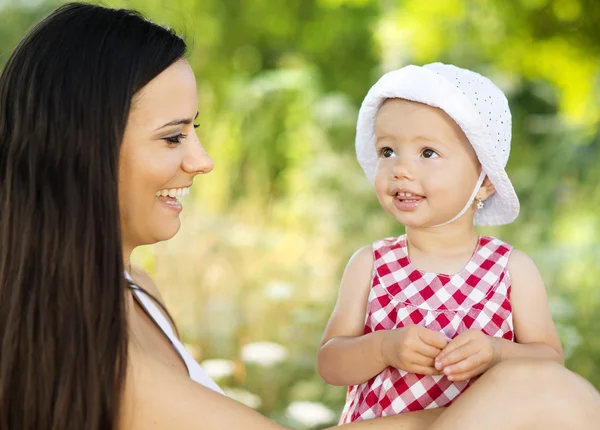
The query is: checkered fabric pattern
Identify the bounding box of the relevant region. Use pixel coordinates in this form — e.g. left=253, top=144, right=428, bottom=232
left=339, top=235, right=514, bottom=423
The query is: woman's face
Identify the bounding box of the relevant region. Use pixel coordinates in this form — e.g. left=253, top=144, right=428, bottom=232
left=119, top=59, right=213, bottom=252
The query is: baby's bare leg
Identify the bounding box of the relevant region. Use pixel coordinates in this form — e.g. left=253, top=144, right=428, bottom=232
left=428, top=359, right=600, bottom=430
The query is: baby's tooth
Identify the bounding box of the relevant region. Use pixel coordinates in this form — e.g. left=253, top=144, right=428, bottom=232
left=155, top=191, right=161, bottom=197
left=177, top=189, right=183, bottom=197
left=183, top=188, right=189, bottom=196
left=168, top=189, right=177, bottom=198
left=160, top=189, right=169, bottom=197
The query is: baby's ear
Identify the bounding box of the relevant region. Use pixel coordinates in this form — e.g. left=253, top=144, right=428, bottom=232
left=479, top=176, right=496, bottom=200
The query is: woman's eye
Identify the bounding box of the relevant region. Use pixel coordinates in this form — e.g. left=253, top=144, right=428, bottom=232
left=422, top=148, right=439, bottom=159
left=380, top=147, right=394, bottom=158
left=164, top=133, right=187, bottom=145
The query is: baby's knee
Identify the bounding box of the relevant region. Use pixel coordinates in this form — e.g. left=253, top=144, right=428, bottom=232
left=490, top=360, right=600, bottom=403
left=487, top=358, right=564, bottom=386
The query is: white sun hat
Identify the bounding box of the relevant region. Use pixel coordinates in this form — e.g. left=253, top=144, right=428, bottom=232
left=356, top=62, right=520, bottom=226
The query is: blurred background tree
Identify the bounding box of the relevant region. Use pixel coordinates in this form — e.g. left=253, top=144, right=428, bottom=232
left=1, top=0, right=598, bottom=427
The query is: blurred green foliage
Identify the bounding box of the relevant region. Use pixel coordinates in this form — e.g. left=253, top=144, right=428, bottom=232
left=1, top=0, right=599, bottom=427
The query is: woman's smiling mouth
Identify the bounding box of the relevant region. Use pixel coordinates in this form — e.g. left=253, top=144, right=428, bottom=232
left=155, top=186, right=191, bottom=212
left=155, top=187, right=190, bottom=198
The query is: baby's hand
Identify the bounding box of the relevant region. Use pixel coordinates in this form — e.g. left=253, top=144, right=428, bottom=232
left=380, top=325, right=449, bottom=375
left=434, top=329, right=500, bottom=382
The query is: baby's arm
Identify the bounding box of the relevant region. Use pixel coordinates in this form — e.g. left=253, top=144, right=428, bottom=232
left=317, top=246, right=388, bottom=386
left=318, top=246, right=448, bottom=386
left=492, top=249, right=564, bottom=363
left=435, top=249, right=564, bottom=381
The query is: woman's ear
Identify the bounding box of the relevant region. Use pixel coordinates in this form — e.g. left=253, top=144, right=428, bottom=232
left=478, top=176, right=496, bottom=201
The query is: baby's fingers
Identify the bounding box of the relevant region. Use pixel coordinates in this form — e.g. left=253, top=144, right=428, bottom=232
left=409, top=353, right=439, bottom=369
left=417, top=343, right=443, bottom=359
left=418, top=328, right=450, bottom=350
left=435, top=341, right=476, bottom=369
left=441, top=352, right=482, bottom=376
left=408, top=364, right=442, bottom=376
left=444, top=364, right=488, bottom=382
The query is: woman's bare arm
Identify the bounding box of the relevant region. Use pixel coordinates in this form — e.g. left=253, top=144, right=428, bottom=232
left=122, top=343, right=442, bottom=430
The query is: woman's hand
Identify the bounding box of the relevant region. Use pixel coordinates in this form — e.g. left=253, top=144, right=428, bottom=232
left=434, top=329, right=499, bottom=381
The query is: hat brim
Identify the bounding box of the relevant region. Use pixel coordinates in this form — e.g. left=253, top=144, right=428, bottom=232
left=356, top=65, right=519, bottom=226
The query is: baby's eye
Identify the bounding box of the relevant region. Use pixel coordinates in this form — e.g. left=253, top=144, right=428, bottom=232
left=380, top=147, right=395, bottom=158
left=421, top=148, right=439, bottom=159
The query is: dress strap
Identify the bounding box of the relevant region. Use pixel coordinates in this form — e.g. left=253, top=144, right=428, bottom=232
left=124, top=271, right=224, bottom=394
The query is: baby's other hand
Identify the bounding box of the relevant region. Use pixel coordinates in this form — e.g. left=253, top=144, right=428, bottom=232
left=380, top=325, right=449, bottom=375
left=435, top=329, right=500, bottom=382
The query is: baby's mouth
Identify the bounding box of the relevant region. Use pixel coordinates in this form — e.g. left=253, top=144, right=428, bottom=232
left=395, top=191, right=424, bottom=203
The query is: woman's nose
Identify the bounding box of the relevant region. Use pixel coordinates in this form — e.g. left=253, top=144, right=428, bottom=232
left=183, top=139, right=214, bottom=175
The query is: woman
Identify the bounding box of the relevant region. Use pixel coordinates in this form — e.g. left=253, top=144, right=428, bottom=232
left=0, top=3, right=598, bottom=429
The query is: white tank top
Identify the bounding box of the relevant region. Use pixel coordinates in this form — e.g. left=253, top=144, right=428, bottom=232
left=125, top=272, right=223, bottom=394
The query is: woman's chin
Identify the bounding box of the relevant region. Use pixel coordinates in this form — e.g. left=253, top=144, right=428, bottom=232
left=151, top=219, right=182, bottom=243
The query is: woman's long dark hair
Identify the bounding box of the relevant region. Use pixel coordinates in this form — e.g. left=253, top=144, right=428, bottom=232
left=0, top=3, right=186, bottom=429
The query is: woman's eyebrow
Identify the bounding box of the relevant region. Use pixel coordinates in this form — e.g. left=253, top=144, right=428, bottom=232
left=154, top=111, right=199, bottom=131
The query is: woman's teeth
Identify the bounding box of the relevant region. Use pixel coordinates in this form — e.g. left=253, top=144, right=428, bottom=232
left=155, top=187, right=190, bottom=198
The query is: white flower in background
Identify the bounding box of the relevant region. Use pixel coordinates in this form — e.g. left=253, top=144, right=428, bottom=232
left=200, top=359, right=236, bottom=380
left=549, top=296, right=575, bottom=319
left=241, top=342, right=288, bottom=367
left=314, top=93, right=356, bottom=128
left=265, top=281, right=294, bottom=300
left=286, top=401, right=336, bottom=428
left=556, top=323, right=582, bottom=361
left=223, top=388, right=262, bottom=409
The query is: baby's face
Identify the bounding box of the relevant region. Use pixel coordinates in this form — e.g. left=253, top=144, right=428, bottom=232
left=373, top=98, right=482, bottom=229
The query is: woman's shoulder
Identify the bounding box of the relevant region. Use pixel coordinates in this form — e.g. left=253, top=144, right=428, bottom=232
left=129, top=265, right=169, bottom=309
left=128, top=264, right=180, bottom=337
left=121, top=344, right=284, bottom=430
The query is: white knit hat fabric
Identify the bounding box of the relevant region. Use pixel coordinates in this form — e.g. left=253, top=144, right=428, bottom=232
left=356, top=62, right=520, bottom=226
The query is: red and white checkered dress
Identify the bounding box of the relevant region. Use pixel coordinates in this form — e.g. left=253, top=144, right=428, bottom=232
left=339, top=235, right=514, bottom=423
